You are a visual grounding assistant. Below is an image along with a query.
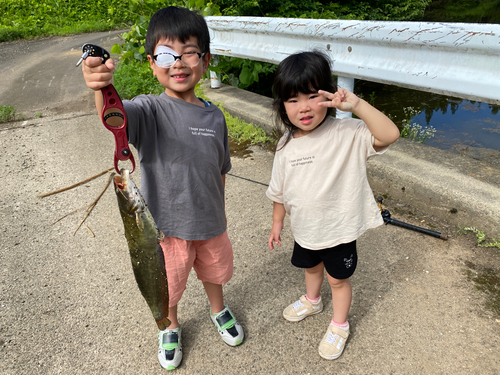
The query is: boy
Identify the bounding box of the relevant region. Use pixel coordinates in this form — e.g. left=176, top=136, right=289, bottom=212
left=82, top=6, right=244, bottom=370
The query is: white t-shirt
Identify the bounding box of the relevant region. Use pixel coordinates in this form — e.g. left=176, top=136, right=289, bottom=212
left=266, top=116, right=386, bottom=250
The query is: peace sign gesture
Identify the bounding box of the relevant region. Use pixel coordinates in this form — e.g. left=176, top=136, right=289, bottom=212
left=318, top=88, right=361, bottom=113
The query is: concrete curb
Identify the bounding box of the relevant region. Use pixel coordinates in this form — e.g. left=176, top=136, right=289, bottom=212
left=203, top=82, right=500, bottom=236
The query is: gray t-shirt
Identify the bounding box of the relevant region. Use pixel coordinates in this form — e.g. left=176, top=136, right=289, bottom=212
left=123, top=93, right=231, bottom=240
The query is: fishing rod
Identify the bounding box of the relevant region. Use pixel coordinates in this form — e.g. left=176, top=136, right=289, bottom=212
left=376, top=196, right=448, bottom=240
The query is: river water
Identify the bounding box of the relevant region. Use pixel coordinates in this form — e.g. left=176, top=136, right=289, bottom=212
left=355, top=80, right=500, bottom=167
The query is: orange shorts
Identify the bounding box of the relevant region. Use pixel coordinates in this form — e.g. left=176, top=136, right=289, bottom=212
left=159, top=231, right=233, bottom=307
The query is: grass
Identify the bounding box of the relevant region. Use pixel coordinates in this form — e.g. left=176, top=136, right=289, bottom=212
left=219, top=105, right=271, bottom=145
left=0, top=105, right=22, bottom=123
left=0, top=0, right=138, bottom=42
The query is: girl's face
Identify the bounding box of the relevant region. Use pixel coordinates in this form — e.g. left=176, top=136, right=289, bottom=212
left=284, top=92, right=329, bottom=137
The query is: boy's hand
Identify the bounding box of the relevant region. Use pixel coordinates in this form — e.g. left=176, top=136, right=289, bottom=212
left=318, top=88, right=360, bottom=113
left=82, top=56, right=115, bottom=91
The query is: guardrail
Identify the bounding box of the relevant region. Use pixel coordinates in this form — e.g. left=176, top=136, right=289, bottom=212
left=206, top=16, right=500, bottom=110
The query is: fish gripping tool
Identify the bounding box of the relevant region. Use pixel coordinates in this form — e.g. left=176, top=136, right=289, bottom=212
left=76, top=43, right=135, bottom=174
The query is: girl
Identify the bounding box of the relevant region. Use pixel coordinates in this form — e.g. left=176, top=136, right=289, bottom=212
left=266, top=50, right=399, bottom=360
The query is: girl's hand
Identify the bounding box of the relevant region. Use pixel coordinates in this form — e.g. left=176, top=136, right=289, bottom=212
left=318, top=88, right=360, bottom=113
left=268, top=222, right=284, bottom=250
left=82, top=56, right=115, bottom=91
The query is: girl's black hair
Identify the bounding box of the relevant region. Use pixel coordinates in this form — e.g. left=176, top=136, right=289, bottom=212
left=146, top=7, right=210, bottom=57
left=272, top=50, right=337, bottom=150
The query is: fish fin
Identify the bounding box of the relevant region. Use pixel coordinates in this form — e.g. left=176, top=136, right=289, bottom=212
left=156, top=317, right=171, bottom=331
left=135, top=212, right=144, bottom=231
left=158, top=230, right=165, bottom=242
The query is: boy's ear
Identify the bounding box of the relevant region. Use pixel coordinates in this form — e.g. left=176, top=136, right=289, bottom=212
left=147, top=55, right=157, bottom=76
left=202, top=52, right=211, bottom=74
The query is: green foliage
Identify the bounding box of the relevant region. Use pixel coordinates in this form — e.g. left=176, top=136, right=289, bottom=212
left=112, top=19, right=149, bottom=64
left=0, top=0, right=178, bottom=42
left=209, top=56, right=276, bottom=91
left=1, top=0, right=434, bottom=87
left=0, top=105, right=21, bottom=123
left=221, top=106, right=272, bottom=144
left=357, top=91, right=377, bottom=106
left=215, top=0, right=432, bottom=20
left=114, top=60, right=164, bottom=99
left=423, top=0, right=500, bottom=24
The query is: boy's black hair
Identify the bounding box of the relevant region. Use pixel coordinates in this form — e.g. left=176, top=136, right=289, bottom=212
left=272, top=50, right=337, bottom=149
left=146, top=7, right=210, bottom=56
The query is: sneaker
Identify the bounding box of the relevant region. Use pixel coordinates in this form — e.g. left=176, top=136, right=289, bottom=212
left=210, top=305, right=244, bottom=346
left=318, top=323, right=350, bottom=360
left=158, top=326, right=182, bottom=370
left=283, top=295, right=323, bottom=322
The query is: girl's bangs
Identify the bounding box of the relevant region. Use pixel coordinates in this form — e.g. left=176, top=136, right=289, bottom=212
left=281, top=67, right=322, bottom=100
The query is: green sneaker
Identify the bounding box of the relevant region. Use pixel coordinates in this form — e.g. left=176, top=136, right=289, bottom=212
left=158, top=326, right=182, bottom=370
left=210, top=305, right=244, bottom=346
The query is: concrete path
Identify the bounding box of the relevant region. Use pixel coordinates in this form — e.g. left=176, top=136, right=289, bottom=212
left=1, top=32, right=499, bottom=375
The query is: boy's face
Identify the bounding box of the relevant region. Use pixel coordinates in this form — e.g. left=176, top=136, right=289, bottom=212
left=148, top=36, right=210, bottom=103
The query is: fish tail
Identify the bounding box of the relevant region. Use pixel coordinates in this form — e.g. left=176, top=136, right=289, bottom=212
left=156, top=317, right=172, bottom=331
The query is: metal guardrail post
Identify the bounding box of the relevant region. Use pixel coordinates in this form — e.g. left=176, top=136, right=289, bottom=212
left=336, top=76, right=355, bottom=119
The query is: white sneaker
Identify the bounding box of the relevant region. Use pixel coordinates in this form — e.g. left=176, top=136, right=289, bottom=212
left=318, top=323, right=350, bottom=360
left=210, top=305, right=244, bottom=346
left=158, top=326, right=182, bottom=370
left=283, top=295, right=323, bottom=322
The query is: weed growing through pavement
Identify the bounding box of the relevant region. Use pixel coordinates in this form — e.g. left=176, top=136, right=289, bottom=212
left=0, top=105, right=22, bottom=123
left=457, top=226, right=500, bottom=249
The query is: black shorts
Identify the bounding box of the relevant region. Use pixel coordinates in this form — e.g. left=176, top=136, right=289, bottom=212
left=291, top=240, right=357, bottom=280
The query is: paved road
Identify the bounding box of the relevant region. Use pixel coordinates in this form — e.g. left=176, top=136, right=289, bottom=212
left=0, top=30, right=123, bottom=118
left=1, top=33, right=500, bottom=374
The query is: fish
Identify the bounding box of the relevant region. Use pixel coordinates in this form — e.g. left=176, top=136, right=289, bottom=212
left=114, top=169, right=170, bottom=330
